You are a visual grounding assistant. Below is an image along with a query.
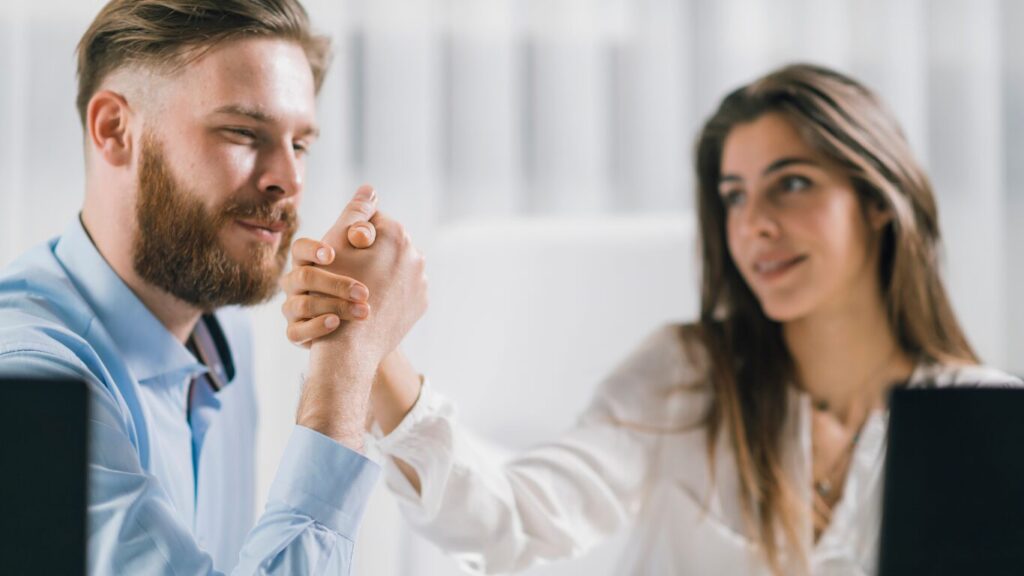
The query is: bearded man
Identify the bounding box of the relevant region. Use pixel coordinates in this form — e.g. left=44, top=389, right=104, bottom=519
left=0, top=1, right=427, bottom=573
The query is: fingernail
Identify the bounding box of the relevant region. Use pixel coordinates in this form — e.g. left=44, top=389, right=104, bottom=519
left=324, top=315, right=340, bottom=329
left=351, top=304, right=368, bottom=319
left=350, top=285, right=369, bottom=301
left=355, top=225, right=373, bottom=240
left=355, top=186, right=375, bottom=201
left=316, top=247, right=330, bottom=263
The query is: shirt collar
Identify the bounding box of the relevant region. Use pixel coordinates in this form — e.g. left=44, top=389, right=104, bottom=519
left=54, top=216, right=205, bottom=383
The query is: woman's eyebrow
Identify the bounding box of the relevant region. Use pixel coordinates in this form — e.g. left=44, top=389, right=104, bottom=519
left=762, top=156, right=819, bottom=176
left=718, top=156, right=820, bottom=187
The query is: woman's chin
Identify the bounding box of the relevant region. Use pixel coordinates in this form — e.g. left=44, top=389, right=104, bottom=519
left=758, top=297, right=812, bottom=324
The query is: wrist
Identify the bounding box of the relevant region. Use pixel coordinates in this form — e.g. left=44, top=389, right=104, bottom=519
left=308, top=325, right=382, bottom=381
left=296, top=370, right=373, bottom=450
left=299, top=329, right=380, bottom=450
left=372, top=349, right=423, bottom=435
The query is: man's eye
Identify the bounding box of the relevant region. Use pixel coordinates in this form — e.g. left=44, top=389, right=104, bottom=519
left=225, top=128, right=257, bottom=140
left=779, top=175, right=811, bottom=192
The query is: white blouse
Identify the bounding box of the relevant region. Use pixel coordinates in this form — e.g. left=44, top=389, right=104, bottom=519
left=371, top=325, right=1021, bottom=575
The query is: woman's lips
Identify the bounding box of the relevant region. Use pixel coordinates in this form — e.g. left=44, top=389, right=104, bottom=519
left=752, top=254, right=807, bottom=281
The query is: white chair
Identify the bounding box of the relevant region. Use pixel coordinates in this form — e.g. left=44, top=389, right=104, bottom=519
left=368, top=214, right=701, bottom=576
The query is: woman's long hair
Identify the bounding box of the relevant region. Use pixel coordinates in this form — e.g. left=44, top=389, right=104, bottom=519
left=693, top=63, right=977, bottom=573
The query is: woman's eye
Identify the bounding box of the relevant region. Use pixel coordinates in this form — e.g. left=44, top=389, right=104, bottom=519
left=720, top=189, right=745, bottom=208
left=779, top=175, right=811, bottom=192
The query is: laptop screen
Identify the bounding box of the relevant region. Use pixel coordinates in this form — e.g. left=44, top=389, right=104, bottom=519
left=878, top=386, right=1024, bottom=575
left=0, top=378, right=88, bottom=575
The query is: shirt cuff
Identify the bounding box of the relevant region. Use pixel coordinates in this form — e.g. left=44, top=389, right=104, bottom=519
left=371, top=376, right=439, bottom=449
left=269, top=425, right=381, bottom=540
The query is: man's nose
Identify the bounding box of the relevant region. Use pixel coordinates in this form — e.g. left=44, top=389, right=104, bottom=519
left=257, top=143, right=302, bottom=199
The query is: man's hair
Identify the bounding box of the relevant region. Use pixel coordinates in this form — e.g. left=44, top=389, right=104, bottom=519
left=76, top=0, right=331, bottom=127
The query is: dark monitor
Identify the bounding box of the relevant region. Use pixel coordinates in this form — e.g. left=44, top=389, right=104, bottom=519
left=878, top=386, right=1024, bottom=575
left=0, top=378, right=88, bottom=575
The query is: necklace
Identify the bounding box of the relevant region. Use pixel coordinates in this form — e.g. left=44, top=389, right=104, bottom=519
left=809, top=345, right=900, bottom=501
left=813, top=428, right=861, bottom=499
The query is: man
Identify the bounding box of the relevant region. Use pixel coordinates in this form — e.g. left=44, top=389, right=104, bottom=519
left=0, top=0, right=426, bottom=573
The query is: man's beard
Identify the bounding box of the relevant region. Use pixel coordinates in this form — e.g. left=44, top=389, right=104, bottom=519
left=132, top=134, right=297, bottom=311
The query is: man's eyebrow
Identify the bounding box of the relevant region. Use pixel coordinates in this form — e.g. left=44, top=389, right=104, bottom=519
left=718, top=156, right=820, bottom=187
left=212, top=104, right=275, bottom=122
left=211, top=104, right=320, bottom=138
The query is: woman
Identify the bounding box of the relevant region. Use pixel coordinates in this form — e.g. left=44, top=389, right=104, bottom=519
left=280, top=64, right=1019, bottom=575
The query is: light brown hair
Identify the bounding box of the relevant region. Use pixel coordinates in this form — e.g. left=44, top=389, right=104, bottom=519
left=693, top=64, right=976, bottom=573
left=76, top=0, right=331, bottom=127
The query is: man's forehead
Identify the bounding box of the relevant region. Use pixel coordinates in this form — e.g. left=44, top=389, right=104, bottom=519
left=174, top=38, right=318, bottom=131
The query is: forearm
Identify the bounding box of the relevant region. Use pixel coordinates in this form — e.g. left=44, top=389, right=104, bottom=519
left=371, top=349, right=424, bottom=491
left=372, top=349, right=422, bottom=434
left=374, top=385, right=644, bottom=574
left=299, top=332, right=379, bottom=451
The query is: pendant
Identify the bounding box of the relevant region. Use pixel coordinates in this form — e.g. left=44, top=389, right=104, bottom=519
left=815, top=479, right=833, bottom=498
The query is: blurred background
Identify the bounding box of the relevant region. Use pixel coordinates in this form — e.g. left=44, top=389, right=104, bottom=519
left=1, top=0, right=1022, bottom=574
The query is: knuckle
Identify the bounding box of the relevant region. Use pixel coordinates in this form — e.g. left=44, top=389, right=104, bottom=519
left=299, top=297, right=316, bottom=317
left=383, top=216, right=403, bottom=233
left=336, top=277, right=353, bottom=296
left=349, top=200, right=373, bottom=217
left=297, top=266, right=315, bottom=285
left=279, top=275, right=292, bottom=294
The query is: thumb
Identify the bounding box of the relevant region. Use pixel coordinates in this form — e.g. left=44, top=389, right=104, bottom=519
left=321, top=184, right=378, bottom=249
left=348, top=222, right=377, bottom=249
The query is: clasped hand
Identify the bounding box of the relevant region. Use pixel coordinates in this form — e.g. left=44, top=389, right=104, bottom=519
left=280, top=185, right=427, bottom=365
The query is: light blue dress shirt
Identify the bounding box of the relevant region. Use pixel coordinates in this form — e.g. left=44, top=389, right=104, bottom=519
left=0, top=217, right=380, bottom=574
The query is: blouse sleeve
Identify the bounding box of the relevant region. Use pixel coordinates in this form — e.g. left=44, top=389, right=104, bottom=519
left=371, top=324, right=709, bottom=574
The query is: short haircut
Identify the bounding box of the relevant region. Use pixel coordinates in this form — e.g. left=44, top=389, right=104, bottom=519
left=75, top=0, right=331, bottom=127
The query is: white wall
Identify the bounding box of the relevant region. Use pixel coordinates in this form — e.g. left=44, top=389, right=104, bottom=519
left=2, top=1, right=1022, bottom=574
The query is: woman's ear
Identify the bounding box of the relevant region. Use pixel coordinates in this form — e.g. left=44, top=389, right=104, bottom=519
left=86, top=90, right=134, bottom=168
left=867, top=198, right=894, bottom=232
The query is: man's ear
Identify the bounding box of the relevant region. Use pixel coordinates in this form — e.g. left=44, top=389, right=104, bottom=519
left=86, top=90, right=134, bottom=167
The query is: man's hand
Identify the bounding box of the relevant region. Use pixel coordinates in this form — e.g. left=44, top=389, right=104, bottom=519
left=312, top=204, right=428, bottom=363
left=280, top=184, right=381, bottom=347
left=293, top=185, right=428, bottom=450
left=280, top=238, right=371, bottom=348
